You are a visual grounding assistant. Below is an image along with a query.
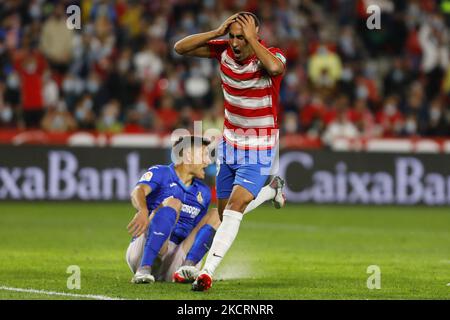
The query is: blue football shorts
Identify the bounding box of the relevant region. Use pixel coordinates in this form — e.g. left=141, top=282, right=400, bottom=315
left=215, top=139, right=277, bottom=199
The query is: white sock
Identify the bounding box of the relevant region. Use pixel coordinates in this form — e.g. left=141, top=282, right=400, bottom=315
left=243, top=185, right=276, bottom=214
left=202, top=209, right=243, bottom=276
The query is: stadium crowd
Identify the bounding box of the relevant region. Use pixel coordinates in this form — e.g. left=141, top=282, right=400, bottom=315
left=0, top=0, right=450, bottom=143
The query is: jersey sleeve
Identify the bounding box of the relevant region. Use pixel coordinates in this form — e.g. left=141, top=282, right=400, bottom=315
left=206, top=39, right=228, bottom=60
left=136, top=166, right=166, bottom=192
left=269, top=47, right=287, bottom=70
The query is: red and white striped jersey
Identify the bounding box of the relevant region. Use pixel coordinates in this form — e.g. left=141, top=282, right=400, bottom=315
left=207, top=39, right=286, bottom=150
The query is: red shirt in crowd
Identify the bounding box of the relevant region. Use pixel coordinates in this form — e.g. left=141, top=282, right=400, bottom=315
left=14, top=50, right=47, bottom=111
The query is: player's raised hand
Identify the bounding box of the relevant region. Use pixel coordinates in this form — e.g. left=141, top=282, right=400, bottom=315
left=215, top=13, right=239, bottom=37
left=127, top=210, right=149, bottom=237
left=236, top=14, right=258, bottom=41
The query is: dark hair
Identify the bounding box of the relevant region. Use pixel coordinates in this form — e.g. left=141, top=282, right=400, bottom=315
left=172, top=135, right=211, bottom=164
left=237, top=12, right=260, bottom=27
left=173, top=135, right=210, bottom=149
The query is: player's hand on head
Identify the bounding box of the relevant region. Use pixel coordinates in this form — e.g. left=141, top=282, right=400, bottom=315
left=127, top=210, right=149, bottom=237
left=216, top=13, right=239, bottom=36
left=236, top=14, right=258, bottom=41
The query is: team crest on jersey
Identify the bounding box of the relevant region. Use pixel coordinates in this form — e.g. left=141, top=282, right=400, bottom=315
left=139, top=171, right=153, bottom=182
left=196, top=191, right=203, bottom=204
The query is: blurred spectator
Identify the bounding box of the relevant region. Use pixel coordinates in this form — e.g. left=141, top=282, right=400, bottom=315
left=347, top=98, right=380, bottom=138
left=383, top=57, right=412, bottom=100
left=177, top=105, right=201, bottom=133
left=41, top=101, right=77, bottom=133
left=123, top=109, right=147, bottom=133
left=424, top=97, right=449, bottom=136
left=156, top=95, right=179, bottom=132
left=308, top=44, right=343, bottom=90
left=124, top=96, right=160, bottom=132
left=0, top=0, right=448, bottom=139
left=0, top=81, right=16, bottom=128
left=74, top=94, right=96, bottom=130
left=40, top=4, right=74, bottom=76
left=418, top=13, right=449, bottom=99
left=282, top=112, right=299, bottom=134
left=401, top=113, right=419, bottom=137
left=322, top=103, right=359, bottom=146
left=13, top=42, right=48, bottom=128
left=354, top=64, right=380, bottom=108
left=376, top=95, right=404, bottom=137
left=202, top=100, right=224, bottom=133
left=97, top=99, right=123, bottom=133
left=134, top=41, right=164, bottom=80
left=42, top=70, right=59, bottom=108
left=300, top=94, right=327, bottom=136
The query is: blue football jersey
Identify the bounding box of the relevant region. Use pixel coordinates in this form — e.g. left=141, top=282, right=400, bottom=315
left=136, top=164, right=211, bottom=245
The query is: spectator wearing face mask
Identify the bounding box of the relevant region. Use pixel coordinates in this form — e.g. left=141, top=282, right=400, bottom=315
left=13, top=40, right=48, bottom=129
left=282, top=112, right=300, bottom=135
left=400, top=113, right=419, bottom=137
left=40, top=4, right=75, bottom=76
left=97, top=99, right=123, bottom=133
left=424, top=97, right=449, bottom=136
left=322, top=103, right=359, bottom=146
left=347, top=98, right=380, bottom=138
left=74, top=94, right=96, bottom=131
left=376, top=95, right=404, bottom=137
left=418, top=13, right=450, bottom=99
left=41, top=100, right=77, bottom=133
left=0, top=81, right=15, bottom=128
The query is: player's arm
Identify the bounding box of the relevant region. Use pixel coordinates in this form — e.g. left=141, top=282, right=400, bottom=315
left=174, top=13, right=238, bottom=57
left=237, top=14, right=285, bottom=76
left=127, top=184, right=152, bottom=237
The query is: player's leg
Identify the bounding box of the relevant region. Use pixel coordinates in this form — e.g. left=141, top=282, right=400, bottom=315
left=172, top=208, right=221, bottom=283
left=193, top=148, right=273, bottom=291
left=244, top=145, right=285, bottom=212
left=126, top=210, right=157, bottom=274
left=125, top=234, right=146, bottom=274
left=132, top=197, right=182, bottom=284
left=244, top=176, right=286, bottom=213
left=192, top=185, right=252, bottom=291
left=217, top=198, right=229, bottom=219
left=174, top=177, right=284, bottom=284
left=215, top=139, right=235, bottom=219
left=182, top=208, right=221, bottom=263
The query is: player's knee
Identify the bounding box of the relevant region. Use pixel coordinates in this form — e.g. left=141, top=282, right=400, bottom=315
left=164, top=197, right=182, bottom=212
left=206, top=208, right=221, bottom=229
left=225, top=198, right=251, bottom=213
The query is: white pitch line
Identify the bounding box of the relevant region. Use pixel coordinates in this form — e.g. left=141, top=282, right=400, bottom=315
left=0, top=286, right=124, bottom=300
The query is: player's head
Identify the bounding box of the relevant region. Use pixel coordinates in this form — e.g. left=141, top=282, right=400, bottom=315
left=229, top=12, right=260, bottom=61
left=172, top=135, right=212, bottom=179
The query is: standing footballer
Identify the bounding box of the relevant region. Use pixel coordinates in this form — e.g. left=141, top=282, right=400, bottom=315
left=175, top=12, right=286, bottom=291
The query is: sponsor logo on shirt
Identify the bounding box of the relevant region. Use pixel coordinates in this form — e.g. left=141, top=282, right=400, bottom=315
left=181, top=204, right=201, bottom=218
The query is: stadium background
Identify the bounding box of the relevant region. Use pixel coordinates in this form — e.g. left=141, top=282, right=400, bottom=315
left=0, top=0, right=449, bottom=300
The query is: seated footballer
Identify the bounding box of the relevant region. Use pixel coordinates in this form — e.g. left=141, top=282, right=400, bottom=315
left=125, top=135, right=285, bottom=283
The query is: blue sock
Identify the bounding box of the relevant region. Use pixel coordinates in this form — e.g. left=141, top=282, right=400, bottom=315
left=140, top=207, right=177, bottom=268
left=186, top=224, right=216, bottom=264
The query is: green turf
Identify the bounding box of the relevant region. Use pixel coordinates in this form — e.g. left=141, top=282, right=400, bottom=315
left=0, top=202, right=449, bottom=300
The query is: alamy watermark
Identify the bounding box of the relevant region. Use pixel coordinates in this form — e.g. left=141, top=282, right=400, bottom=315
left=170, top=121, right=279, bottom=176
left=66, top=265, right=81, bottom=290
left=66, top=5, right=81, bottom=30
left=366, top=5, right=381, bottom=30
left=366, top=265, right=381, bottom=289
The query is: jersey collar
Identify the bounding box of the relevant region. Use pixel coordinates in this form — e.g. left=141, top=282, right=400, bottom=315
left=169, top=163, right=195, bottom=192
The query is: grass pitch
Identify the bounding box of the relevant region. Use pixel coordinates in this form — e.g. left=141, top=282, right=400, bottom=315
left=0, top=202, right=449, bottom=300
